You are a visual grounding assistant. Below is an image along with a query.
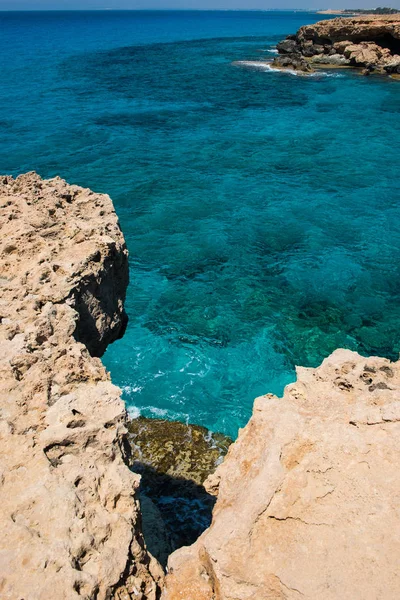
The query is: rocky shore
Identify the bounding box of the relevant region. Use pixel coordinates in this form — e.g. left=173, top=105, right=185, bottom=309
left=2, top=174, right=400, bottom=599
left=272, top=14, right=400, bottom=76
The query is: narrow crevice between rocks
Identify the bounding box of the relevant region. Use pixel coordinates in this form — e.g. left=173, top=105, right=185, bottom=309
left=127, top=417, right=232, bottom=568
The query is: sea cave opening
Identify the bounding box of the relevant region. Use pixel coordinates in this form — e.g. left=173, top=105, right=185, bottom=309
left=373, top=33, right=400, bottom=54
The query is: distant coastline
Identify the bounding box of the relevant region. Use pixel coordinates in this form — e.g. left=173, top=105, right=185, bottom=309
left=318, top=7, right=400, bottom=16
left=317, top=9, right=347, bottom=14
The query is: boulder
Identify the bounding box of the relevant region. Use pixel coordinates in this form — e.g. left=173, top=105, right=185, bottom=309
left=333, top=40, right=353, bottom=54
left=271, top=54, right=314, bottom=73
left=276, top=38, right=300, bottom=54
left=311, top=53, right=350, bottom=65
left=384, top=54, right=400, bottom=72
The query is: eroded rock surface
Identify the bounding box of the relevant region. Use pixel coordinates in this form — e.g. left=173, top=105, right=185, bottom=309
left=163, top=349, right=400, bottom=600
left=273, top=14, right=400, bottom=75
left=0, top=173, right=163, bottom=599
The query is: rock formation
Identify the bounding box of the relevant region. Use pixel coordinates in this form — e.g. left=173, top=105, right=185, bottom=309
left=272, top=14, right=400, bottom=75
left=3, top=173, right=400, bottom=600
left=162, top=349, right=400, bottom=599
left=0, top=173, right=163, bottom=599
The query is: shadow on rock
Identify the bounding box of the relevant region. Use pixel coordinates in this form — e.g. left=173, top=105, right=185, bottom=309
left=135, top=462, right=216, bottom=567
left=126, top=417, right=232, bottom=568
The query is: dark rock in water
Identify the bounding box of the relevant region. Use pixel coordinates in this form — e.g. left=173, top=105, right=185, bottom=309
left=277, top=38, right=300, bottom=54
left=127, top=417, right=232, bottom=565
left=272, top=53, right=314, bottom=73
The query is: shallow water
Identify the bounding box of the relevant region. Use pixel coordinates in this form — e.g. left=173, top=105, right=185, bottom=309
left=1, top=11, right=399, bottom=438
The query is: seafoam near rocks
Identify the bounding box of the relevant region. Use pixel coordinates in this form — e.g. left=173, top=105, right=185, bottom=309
left=0, top=173, right=163, bottom=599
left=163, top=349, right=400, bottom=600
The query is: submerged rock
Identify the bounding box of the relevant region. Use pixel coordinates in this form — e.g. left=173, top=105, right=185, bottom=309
left=0, top=173, right=162, bottom=599
left=128, top=417, right=232, bottom=485
left=163, top=349, right=400, bottom=599
left=127, top=417, right=232, bottom=562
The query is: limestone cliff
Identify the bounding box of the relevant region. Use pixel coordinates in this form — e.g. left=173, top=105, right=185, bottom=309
left=0, top=173, right=163, bottom=599
left=272, top=14, right=400, bottom=75
left=163, top=349, right=400, bottom=599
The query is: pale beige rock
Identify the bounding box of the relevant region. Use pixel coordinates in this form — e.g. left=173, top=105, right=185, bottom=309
left=342, top=41, right=391, bottom=66
left=0, top=173, right=163, bottom=600
left=297, top=14, right=400, bottom=48
left=163, top=349, right=400, bottom=600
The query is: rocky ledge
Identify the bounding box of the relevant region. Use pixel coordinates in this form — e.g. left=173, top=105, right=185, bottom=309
left=163, top=349, right=400, bottom=599
left=272, top=14, right=400, bottom=76
left=0, top=173, right=163, bottom=599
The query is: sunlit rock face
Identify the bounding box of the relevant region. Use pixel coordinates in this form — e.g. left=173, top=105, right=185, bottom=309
left=163, top=349, right=400, bottom=600
left=0, top=173, right=163, bottom=600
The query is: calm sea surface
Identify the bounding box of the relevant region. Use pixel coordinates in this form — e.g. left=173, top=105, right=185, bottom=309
left=1, top=10, right=399, bottom=438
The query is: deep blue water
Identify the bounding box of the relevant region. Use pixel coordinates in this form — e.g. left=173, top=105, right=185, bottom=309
left=1, top=11, right=400, bottom=438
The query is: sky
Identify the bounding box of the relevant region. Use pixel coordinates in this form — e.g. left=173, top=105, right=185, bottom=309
left=0, top=0, right=399, bottom=10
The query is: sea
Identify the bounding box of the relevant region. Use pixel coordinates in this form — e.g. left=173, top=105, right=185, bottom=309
left=1, top=10, right=399, bottom=439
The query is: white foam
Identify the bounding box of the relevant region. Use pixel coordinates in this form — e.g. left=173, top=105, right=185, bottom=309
left=148, top=406, right=169, bottom=417
left=127, top=406, right=141, bottom=419
left=153, top=370, right=165, bottom=379
left=234, top=61, right=345, bottom=78
left=310, top=72, right=345, bottom=78
left=122, top=384, right=143, bottom=395
left=234, top=60, right=279, bottom=72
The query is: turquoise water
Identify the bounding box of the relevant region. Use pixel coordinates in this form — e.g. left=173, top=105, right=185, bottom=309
left=1, top=11, right=400, bottom=438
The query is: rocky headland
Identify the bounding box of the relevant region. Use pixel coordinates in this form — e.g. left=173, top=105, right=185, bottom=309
left=272, top=14, right=400, bottom=76
left=2, top=173, right=400, bottom=599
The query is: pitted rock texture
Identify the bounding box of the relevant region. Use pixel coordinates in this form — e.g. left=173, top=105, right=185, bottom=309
left=0, top=173, right=163, bottom=599
left=273, top=14, right=400, bottom=75
left=163, top=349, right=400, bottom=600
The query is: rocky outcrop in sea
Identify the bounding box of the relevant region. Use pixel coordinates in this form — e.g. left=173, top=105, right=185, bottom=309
left=272, top=14, right=400, bottom=76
